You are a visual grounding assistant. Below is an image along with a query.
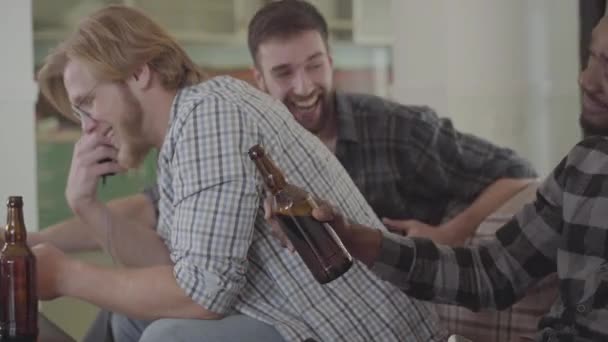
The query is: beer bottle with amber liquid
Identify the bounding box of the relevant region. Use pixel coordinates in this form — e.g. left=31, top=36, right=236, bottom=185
left=0, top=196, right=38, bottom=342
left=248, top=145, right=353, bottom=284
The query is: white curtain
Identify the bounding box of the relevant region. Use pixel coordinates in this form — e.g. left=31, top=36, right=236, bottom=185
left=391, top=0, right=580, bottom=177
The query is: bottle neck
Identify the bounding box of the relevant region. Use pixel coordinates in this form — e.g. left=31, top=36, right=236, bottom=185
left=253, top=158, right=287, bottom=194
left=5, top=206, right=27, bottom=244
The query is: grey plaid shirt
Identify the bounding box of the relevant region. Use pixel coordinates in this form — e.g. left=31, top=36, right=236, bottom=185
left=156, top=76, right=446, bottom=341
left=372, top=136, right=608, bottom=341
left=334, top=92, right=537, bottom=223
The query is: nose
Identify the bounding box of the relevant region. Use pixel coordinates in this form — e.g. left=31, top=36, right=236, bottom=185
left=80, top=114, right=97, bottom=133
left=292, top=69, right=314, bottom=97
left=81, top=115, right=111, bottom=137
left=579, top=62, right=601, bottom=95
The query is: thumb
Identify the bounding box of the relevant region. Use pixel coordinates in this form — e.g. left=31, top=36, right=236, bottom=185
left=311, top=205, right=335, bottom=222
left=382, top=218, right=407, bottom=228
left=382, top=218, right=410, bottom=234
left=263, top=197, right=274, bottom=220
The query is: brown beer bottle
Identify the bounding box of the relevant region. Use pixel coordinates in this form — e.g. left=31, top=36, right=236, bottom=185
left=248, top=145, right=353, bottom=284
left=0, top=196, right=38, bottom=342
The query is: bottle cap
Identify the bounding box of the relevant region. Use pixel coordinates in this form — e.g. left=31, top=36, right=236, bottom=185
left=248, top=144, right=265, bottom=160
left=7, top=196, right=23, bottom=208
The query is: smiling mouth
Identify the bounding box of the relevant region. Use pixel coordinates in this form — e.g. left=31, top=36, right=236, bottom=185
left=288, top=95, right=321, bottom=113
left=582, top=91, right=608, bottom=114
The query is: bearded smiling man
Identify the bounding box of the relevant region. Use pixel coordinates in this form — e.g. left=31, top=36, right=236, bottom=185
left=580, top=29, right=608, bottom=138
left=247, top=0, right=538, bottom=248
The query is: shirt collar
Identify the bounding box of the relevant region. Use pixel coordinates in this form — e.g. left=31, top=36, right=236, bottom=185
left=335, top=91, right=360, bottom=144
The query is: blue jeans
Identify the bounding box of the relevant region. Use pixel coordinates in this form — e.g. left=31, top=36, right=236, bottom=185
left=111, top=313, right=285, bottom=342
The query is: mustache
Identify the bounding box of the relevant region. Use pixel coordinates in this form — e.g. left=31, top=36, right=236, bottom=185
left=286, top=92, right=322, bottom=102
left=582, top=87, right=608, bottom=110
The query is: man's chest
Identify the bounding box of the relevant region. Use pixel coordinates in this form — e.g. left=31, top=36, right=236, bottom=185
left=557, top=222, right=608, bottom=314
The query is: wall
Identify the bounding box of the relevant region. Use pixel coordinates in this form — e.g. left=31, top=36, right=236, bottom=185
left=0, top=0, right=38, bottom=230
left=391, top=0, right=580, bottom=176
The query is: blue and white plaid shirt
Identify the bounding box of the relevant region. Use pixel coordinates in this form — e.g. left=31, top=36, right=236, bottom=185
left=156, top=76, right=446, bottom=341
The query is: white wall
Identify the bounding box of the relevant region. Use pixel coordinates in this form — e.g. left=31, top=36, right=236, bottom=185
left=391, top=0, right=580, bottom=176
left=0, top=0, right=39, bottom=230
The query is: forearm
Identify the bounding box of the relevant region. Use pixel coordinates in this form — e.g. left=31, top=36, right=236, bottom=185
left=337, top=213, right=536, bottom=311
left=316, top=202, right=539, bottom=310
left=371, top=233, right=521, bottom=311
left=442, top=178, right=535, bottom=244
left=32, top=194, right=161, bottom=255
left=372, top=197, right=560, bottom=311
left=31, top=218, right=99, bottom=252
left=63, top=262, right=222, bottom=320
left=73, top=198, right=170, bottom=267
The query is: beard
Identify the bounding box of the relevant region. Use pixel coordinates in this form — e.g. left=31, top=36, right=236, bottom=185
left=285, top=89, right=335, bottom=135
left=310, top=91, right=334, bottom=134
left=115, top=89, right=151, bottom=169
left=580, top=114, right=608, bottom=138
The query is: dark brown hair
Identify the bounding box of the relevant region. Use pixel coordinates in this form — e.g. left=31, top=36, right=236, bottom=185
left=248, top=0, right=329, bottom=64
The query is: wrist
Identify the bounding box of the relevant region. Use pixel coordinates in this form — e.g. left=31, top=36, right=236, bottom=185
left=59, top=258, right=86, bottom=298
left=435, top=226, right=466, bottom=246
left=70, top=197, right=103, bottom=219
left=27, top=231, right=43, bottom=247
left=348, top=225, right=382, bottom=267
left=442, top=210, right=480, bottom=237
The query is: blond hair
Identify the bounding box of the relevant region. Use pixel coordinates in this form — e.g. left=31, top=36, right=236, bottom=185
left=38, top=5, right=206, bottom=117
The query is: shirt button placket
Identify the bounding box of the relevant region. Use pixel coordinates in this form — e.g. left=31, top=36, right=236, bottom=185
left=576, top=304, right=587, bottom=313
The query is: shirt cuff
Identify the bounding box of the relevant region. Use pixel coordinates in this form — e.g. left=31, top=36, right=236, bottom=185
left=173, top=260, right=244, bottom=314
left=369, top=231, right=416, bottom=290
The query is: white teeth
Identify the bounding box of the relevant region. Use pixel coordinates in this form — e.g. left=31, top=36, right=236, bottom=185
left=292, top=96, right=319, bottom=110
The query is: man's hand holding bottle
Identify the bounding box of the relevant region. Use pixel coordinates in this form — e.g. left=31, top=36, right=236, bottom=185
left=263, top=196, right=383, bottom=267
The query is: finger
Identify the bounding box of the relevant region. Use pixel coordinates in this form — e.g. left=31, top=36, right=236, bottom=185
left=312, top=197, right=332, bottom=209
left=263, top=197, right=274, bottom=220
left=382, top=217, right=398, bottom=225
left=383, top=219, right=409, bottom=235
left=387, top=227, right=408, bottom=236
left=311, top=205, right=335, bottom=222
left=271, top=227, right=288, bottom=248
left=269, top=221, right=295, bottom=252
left=76, top=133, right=113, bottom=155
left=80, top=145, right=120, bottom=167
left=403, top=227, right=423, bottom=238
left=382, top=218, right=412, bottom=229
left=91, top=160, right=125, bottom=178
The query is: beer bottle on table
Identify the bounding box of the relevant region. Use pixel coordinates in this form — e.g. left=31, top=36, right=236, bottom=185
left=248, top=144, right=353, bottom=284
left=0, top=196, right=38, bottom=342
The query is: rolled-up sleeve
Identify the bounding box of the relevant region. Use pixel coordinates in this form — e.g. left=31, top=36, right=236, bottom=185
left=169, top=94, right=259, bottom=313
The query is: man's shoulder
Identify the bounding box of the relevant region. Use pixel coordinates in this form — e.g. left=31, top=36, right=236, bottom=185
left=172, top=76, right=268, bottom=124
left=566, top=136, right=608, bottom=171
left=575, top=135, right=608, bottom=151
left=338, top=92, right=437, bottom=122
left=177, top=76, right=254, bottom=105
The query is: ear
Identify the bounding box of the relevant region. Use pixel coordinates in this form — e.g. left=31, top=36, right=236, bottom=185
left=252, top=66, right=266, bottom=91
left=127, top=64, right=153, bottom=91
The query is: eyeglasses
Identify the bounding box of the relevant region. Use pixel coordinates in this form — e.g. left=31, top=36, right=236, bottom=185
left=71, top=83, right=99, bottom=122
left=71, top=104, right=93, bottom=122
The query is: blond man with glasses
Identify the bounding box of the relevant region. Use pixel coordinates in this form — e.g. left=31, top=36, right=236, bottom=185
left=35, top=4, right=445, bottom=342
